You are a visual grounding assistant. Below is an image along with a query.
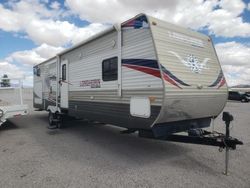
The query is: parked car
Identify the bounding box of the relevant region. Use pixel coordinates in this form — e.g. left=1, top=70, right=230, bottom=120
left=228, top=91, right=250, bottom=102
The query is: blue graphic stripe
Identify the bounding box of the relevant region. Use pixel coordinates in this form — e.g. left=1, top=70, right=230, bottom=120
left=122, top=58, right=190, bottom=87
left=208, top=70, right=223, bottom=87
left=161, top=65, right=190, bottom=86
left=123, top=15, right=148, bottom=28
left=122, top=59, right=159, bottom=69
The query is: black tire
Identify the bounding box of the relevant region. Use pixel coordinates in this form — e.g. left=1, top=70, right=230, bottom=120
left=56, top=113, right=63, bottom=129
left=241, top=98, right=246, bottom=103
left=48, top=111, right=55, bottom=126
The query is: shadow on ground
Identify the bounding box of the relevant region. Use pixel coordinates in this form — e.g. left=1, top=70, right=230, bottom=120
left=28, top=112, right=218, bottom=173
left=0, top=120, right=19, bottom=131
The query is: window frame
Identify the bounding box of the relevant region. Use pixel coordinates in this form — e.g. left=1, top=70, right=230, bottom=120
left=102, top=57, right=118, bottom=82
left=62, top=64, right=67, bottom=81
left=34, top=67, right=41, bottom=77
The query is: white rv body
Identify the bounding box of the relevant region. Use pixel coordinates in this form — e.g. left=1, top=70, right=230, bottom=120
left=33, top=14, right=227, bottom=136
left=34, top=57, right=57, bottom=110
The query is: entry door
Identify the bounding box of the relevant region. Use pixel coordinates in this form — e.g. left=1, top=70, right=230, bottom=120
left=60, top=60, right=68, bottom=108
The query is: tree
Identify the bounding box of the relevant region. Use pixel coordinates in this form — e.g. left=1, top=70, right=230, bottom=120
left=1, top=74, right=11, bottom=87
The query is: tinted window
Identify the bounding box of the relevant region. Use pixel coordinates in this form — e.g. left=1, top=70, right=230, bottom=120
left=37, top=68, right=41, bottom=76
left=34, top=67, right=41, bottom=77
left=62, top=64, right=66, bottom=81
left=33, top=67, right=37, bottom=75
left=102, top=57, right=118, bottom=81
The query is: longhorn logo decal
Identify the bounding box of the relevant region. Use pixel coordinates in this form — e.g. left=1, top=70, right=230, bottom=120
left=168, top=51, right=210, bottom=74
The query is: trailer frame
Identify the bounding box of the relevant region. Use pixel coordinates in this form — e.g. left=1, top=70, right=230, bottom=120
left=0, top=77, right=28, bottom=126
left=136, top=112, right=243, bottom=175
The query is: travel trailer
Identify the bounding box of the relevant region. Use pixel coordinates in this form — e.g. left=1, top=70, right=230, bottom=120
left=33, top=13, right=228, bottom=137
left=33, top=13, right=243, bottom=175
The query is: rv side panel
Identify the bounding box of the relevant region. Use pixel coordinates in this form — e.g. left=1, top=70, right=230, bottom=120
left=63, top=17, right=164, bottom=129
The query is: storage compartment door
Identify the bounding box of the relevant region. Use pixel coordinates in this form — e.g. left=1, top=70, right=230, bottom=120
left=130, top=97, right=151, bottom=118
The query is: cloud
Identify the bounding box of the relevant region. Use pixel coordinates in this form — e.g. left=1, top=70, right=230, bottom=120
left=1, top=0, right=249, bottom=45
left=50, top=1, right=60, bottom=10
left=1, top=0, right=250, bottom=87
left=207, top=10, right=250, bottom=37
left=215, top=42, right=250, bottom=66
left=7, top=51, right=45, bottom=66
left=0, top=0, right=107, bottom=46
left=222, top=65, right=250, bottom=86
left=25, top=19, right=76, bottom=46
left=70, top=23, right=108, bottom=45
left=0, top=42, right=64, bottom=86
left=0, top=61, right=25, bottom=78
left=0, top=61, right=33, bottom=86
left=65, top=0, right=178, bottom=23
left=6, top=43, right=64, bottom=66
left=215, top=42, right=250, bottom=86
left=35, top=43, right=64, bottom=59
left=66, top=0, right=250, bottom=38
left=0, top=4, right=22, bottom=31
left=219, top=0, right=245, bottom=16
left=25, top=19, right=107, bottom=46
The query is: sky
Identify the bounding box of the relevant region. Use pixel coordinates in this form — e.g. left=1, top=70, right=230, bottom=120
left=0, top=0, right=250, bottom=87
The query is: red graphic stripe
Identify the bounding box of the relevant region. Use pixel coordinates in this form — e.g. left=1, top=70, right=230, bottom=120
left=163, top=73, right=182, bottom=89
left=123, top=64, right=182, bottom=89
left=123, top=64, right=161, bottom=78
left=217, top=77, right=226, bottom=89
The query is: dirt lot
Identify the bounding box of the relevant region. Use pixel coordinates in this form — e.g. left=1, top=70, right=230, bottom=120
left=0, top=101, right=249, bottom=188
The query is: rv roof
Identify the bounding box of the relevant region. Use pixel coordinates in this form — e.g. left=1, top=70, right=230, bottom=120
left=56, top=13, right=148, bottom=57
left=34, top=56, right=56, bottom=67
left=35, top=26, right=116, bottom=67
left=58, top=26, right=116, bottom=56
left=35, top=13, right=208, bottom=66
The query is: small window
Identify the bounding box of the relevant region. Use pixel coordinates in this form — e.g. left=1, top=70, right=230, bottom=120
left=34, top=67, right=41, bottom=77
left=33, top=67, right=37, bottom=75
left=37, top=68, right=41, bottom=77
left=62, top=64, right=66, bottom=81
left=102, top=57, right=118, bottom=81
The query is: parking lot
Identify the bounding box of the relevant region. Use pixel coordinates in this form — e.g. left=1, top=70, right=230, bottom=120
left=0, top=100, right=249, bottom=188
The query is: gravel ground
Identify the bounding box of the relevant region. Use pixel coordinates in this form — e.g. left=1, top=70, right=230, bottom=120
left=0, top=100, right=249, bottom=188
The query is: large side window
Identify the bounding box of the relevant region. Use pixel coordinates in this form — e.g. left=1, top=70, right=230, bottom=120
left=102, top=57, right=118, bottom=81
left=62, top=64, right=66, bottom=81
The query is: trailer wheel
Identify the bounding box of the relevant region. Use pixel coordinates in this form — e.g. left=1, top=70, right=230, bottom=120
left=48, top=111, right=56, bottom=126
left=55, top=112, right=63, bottom=129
